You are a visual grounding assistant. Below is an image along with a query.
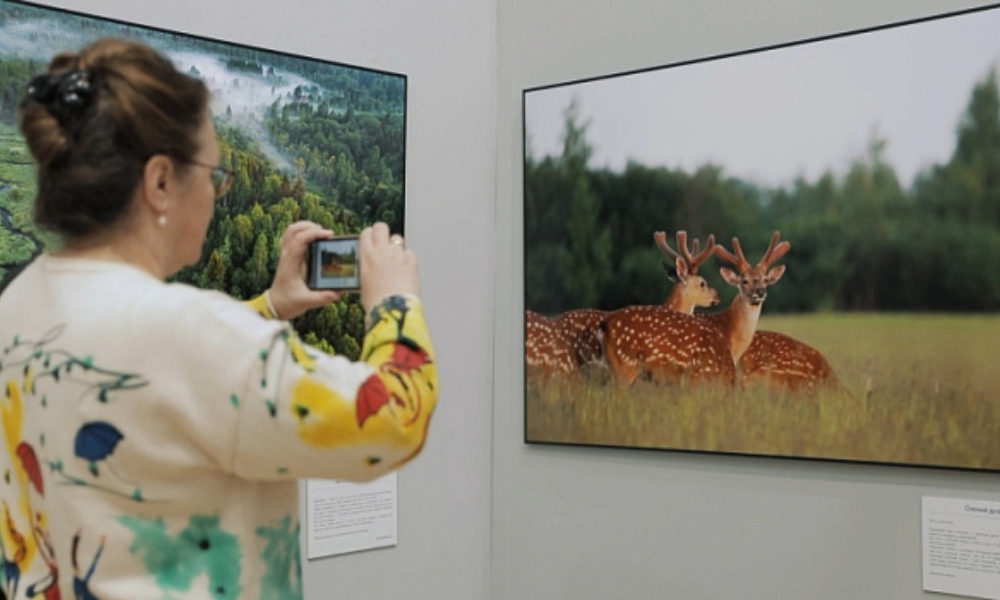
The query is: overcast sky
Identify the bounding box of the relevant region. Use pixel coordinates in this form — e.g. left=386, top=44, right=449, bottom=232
left=524, top=7, right=1000, bottom=189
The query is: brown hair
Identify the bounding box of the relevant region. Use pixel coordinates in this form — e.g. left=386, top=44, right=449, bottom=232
left=18, top=38, right=209, bottom=239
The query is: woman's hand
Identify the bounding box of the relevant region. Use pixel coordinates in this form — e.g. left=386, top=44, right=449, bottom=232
left=359, top=222, right=420, bottom=314
left=267, top=221, right=340, bottom=320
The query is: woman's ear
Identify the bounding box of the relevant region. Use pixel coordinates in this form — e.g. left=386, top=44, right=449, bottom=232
left=140, top=154, right=175, bottom=215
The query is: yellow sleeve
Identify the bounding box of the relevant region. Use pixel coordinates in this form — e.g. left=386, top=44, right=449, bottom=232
left=244, top=292, right=279, bottom=320
left=232, top=294, right=437, bottom=482
left=356, top=294, right=437, bottom=467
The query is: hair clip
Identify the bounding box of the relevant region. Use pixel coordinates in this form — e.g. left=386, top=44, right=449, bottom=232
left=57, top=71, right=93, bottom=108
left=22, top=70, right=95, bottom=125
left=25, top=73, right=57, bottom=105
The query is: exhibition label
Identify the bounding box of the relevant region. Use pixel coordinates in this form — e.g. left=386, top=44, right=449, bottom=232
left=923, top=496, right=1000, bottom=600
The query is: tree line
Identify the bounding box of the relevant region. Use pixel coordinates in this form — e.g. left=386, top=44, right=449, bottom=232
left=525, top=70, right=1000, bottom=316
left=264, top=99, right=404, bottom=231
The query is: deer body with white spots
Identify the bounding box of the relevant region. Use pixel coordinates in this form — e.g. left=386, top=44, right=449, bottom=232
left=738, top=329, right=840, bottom=392
left=601, top=305, right=735, bottom=385
left=603, top=232, right=790, bottom=387
left=524, top=310, right=576, bottom=378
left=557, top=231, right=721, bottom=374
left=556, top=308, right=609, bottom=369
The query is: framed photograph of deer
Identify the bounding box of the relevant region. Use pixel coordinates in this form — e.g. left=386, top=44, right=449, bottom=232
left=0, top=0, right=406, bottom=358
left=523, top=3, right=1000, bottom=471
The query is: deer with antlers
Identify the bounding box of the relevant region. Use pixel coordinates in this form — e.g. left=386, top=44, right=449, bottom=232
left=702, top=232, right=791, bottom=364
left=708, top=233, right=840, bottom=392
left=654, top=230, right=721, bottom=313
left=555, top=231, right=721, bottom=372
left=601, top=232, right=790, bottom=386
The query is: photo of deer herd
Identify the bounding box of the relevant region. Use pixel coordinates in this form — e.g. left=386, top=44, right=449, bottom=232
left=529, top=231, right=823, bottom=390
left=523, top=6, right=1000, bottom=470
left=524, top=228, right=999, bottom=470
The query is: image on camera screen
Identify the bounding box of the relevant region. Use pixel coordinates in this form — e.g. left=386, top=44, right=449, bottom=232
left=310, top=238, right=360, bottom=290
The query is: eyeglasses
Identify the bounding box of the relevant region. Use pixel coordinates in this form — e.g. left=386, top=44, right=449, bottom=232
left=179, top=159, right=235, bottom=199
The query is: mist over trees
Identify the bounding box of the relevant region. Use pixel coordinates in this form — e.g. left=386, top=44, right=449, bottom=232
left=0, top=4, right=406, bottom=359
left=265, top=98, right=404, bottom=229
left=525, top=71, right=1000, bottom=315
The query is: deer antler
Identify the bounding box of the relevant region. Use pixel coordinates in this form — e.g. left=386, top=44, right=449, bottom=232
left=758, top=231, right=791, bottom=269
left=713, top=238, right=748, bottom=270
left=654, top=230, right=717, bottom=274
left=684, top=233, right=716, bottom=273
left=653, top=231, right=679, bottom=261
left=714, top=231, right=790, bottom=271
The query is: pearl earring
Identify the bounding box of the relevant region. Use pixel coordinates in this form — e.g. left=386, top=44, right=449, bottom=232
left=157, top=214, right=167, bottom=227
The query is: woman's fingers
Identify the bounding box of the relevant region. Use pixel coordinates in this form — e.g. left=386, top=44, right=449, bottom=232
left=359, top=222, right=419, bottom=313
left=268, top=221, right=340, bottom=319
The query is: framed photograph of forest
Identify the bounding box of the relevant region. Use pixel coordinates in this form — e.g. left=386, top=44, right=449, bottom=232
left=0, top=0, right=406, bottom=357
left=523, top=3, right=1000, bottom=471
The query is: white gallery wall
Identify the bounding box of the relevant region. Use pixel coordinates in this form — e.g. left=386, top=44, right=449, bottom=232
left=494, top=0, right=1000, bottom=599
left=16, top=0, right=1000, bottom=598
left=25, top=0, right=495, bottom=598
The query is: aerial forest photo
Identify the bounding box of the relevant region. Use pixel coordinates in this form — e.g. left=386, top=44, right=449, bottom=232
left=0, top=0, right=406, bottom=358
left=523, top=5, right=1000, bottom=470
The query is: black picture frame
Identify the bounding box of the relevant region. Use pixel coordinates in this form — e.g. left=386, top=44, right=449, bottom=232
left=523, top=3, right=1000, bottom=471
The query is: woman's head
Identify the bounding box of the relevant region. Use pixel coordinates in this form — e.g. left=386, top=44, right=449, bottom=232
left=19, top=38, right=210, bottom=241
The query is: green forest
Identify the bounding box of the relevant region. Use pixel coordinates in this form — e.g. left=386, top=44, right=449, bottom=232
left=525, top=70, right=1000, bottom=316
left=169, top=122, right=379, bottom=359
left=0, top=3, right=406, bottom=359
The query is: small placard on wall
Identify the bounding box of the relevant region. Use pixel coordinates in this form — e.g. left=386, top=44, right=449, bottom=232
left=922, top=496, right=1000, bottom=600
left=306, top=474, right=397, bottom=559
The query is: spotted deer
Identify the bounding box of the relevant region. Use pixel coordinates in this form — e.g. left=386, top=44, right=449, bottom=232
left=556, top=231, right=721, bottom=371
left=738, top=329, right=839, bottom=392
left=524, top=310, right=576, bottom=378
left=670, top=231, right=837, bottom=392
left=702, top=231, right=791, bottom=364
left=654, top=230, right=721, bottom=313
left=602, top=232, right=790, bottom=386
left=600, top=305, right=736, bottom=385
left=555, top=308, right=608, bottom=369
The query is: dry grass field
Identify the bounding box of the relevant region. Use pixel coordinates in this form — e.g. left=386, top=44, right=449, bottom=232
left=525, top=313, right=1000, bottom=470
left=320, top=262, right=357, bottom=278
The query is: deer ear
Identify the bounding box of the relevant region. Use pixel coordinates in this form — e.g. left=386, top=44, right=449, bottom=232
left=673, top=258, right=689, bottom=282
left=662, top=261, right=678, bottom=282
left=719, top=267, right=739, bottom=286
left=766, top=264, right=786, bottom=284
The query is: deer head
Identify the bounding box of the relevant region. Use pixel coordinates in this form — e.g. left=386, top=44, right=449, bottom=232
left=713, top=231, right=790, bottom=307
left=653, top=230, right=720, bottom=312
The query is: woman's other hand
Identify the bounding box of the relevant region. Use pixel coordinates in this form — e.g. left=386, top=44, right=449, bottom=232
left=267, top=221, right=339, bottom=320
left=359, top=222, right=419, bottom=314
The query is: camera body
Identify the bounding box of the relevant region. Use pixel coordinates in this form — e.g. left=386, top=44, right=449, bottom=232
left=307, top=236, right=361, bottom=291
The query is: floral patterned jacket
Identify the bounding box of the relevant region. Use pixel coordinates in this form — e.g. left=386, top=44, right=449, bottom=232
left=0, top=254, right=436, bottom=599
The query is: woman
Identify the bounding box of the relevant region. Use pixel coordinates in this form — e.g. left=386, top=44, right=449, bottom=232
left=0, top=38, right=436, bottom=599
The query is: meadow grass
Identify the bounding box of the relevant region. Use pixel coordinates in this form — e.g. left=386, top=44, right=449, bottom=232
left=525, top=313, right=1000, bottom=470
left=0, top=123, right=51, bottom=276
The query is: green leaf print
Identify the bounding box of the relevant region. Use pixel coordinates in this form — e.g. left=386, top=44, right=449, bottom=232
left=256, top=515, right=301, bottom=600
left=119, top=514, right=243, bottom=598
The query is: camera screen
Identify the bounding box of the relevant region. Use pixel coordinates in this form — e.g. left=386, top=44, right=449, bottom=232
left=309, top=237, right=360, bottom=290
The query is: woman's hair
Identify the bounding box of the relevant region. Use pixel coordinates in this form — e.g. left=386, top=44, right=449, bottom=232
left=18, top=38, right=209, bottom=239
